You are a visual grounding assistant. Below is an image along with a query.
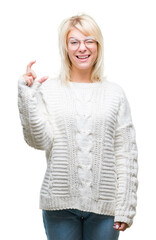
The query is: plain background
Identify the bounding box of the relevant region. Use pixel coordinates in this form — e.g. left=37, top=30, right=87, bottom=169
left=0, top=0, right=156, bottom=239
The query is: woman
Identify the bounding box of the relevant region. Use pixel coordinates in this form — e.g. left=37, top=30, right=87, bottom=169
left=18, top=14, right=138, bottom=240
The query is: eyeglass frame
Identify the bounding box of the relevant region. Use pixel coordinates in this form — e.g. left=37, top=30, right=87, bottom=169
left=67, top=36, right=98, bottom=50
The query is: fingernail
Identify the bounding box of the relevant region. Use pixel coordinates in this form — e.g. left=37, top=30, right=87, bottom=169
left=116, top=225, right=119, bottom=229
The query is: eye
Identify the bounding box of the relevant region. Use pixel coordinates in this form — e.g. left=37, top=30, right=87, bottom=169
left=70, top=40, right=78, bottom=45
left=86, top=40, right=96, bottom=44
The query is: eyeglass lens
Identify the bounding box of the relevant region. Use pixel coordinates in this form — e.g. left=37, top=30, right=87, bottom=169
left=68, top=37, right=97, bottom=50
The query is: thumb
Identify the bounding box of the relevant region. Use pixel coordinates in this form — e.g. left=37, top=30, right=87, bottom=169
left=38, top=76, right=49, bottom=84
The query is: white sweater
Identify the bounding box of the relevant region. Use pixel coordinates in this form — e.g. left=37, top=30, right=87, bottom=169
left=68, top=81, right=98, bottom=197
left=17, top=75, right=138, bottom=227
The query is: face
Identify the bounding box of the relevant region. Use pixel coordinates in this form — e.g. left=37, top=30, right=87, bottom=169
left=67, top=28, right=98, bottom=72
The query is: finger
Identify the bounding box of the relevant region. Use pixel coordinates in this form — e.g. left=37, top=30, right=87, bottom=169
left=25, top=79, right=31, bottom=87
left=38, top=76, right=49, bottom=84
left=118, top=223, right=128, bottom=231
left=26, top=60, right=36, bottom=74
left=27, top=78, right=33, bottom=87
left=24, top=76, right=34, bottom=87
left=27, top=70, right=37, bottom=80
left=28, top=76, right=34, bottom=85
left=113, top=222, right=121, bottom=231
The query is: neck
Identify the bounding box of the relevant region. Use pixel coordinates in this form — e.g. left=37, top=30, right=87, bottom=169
left=70, top=67, right=92, bottom=83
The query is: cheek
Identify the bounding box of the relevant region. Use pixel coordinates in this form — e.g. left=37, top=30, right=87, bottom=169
left=68, top=54, right=75, bottom=66
left=91, top=49, right=98, bottom=63
left=67, top=49, right=75, bottom=62
left=93, top=47, right=98, bottom=59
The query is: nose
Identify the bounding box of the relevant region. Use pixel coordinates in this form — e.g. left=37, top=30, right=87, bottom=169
left=78, top=41, right=87, bottom=52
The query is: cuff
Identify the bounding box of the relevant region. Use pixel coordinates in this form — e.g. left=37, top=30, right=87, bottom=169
left=114, top=215, right=133, bottom=227
left=18, top=75, right=42, bottom=91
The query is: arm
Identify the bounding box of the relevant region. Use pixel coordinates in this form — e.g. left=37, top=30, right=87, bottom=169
left=114, top=89, right=138, bottom=227
left=18, top=75, right=54, bottom=151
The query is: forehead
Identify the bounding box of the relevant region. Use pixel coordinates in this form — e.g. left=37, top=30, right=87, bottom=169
left=67, top=27, right=88, bottom=40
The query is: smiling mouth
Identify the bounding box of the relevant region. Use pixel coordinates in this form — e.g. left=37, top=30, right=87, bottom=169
left=76, top=55, right=90, bottom=59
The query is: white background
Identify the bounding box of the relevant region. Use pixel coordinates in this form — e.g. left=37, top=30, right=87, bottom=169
left=0, top=0, right=156, bottom=239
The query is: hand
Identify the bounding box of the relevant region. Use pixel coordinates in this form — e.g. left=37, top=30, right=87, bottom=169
left=23, top=60, right=48, bottom=87
left=113, top=222, right=129, bottom=231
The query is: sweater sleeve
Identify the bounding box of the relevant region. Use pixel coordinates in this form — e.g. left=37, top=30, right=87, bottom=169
left=18, top=75, right=54, bottom=151
left=114, top=89, right=138, bottom=227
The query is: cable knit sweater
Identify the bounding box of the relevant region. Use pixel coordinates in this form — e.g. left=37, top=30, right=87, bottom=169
left=17, top=75, right=138, bottom=227
left=68, top=81, right=97, bottom=198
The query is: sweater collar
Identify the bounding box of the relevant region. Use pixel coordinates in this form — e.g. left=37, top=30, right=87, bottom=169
left=68, top=81, right=101, bottom=89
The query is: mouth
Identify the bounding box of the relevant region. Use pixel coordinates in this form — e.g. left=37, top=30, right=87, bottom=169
left=76, top=55, right=90, bottom=59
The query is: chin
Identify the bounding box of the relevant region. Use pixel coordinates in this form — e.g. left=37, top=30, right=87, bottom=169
left=73, top=63, right=94, bottom=71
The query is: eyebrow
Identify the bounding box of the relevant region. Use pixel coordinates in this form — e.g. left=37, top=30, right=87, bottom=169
left=68, top=36, right=96, bottom=41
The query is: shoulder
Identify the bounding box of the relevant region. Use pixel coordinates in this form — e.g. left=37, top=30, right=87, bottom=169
left=101, top=79, right=126, bottom=97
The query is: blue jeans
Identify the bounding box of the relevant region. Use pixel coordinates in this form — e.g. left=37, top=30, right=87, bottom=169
left=42, top=209, right=120, bottom=240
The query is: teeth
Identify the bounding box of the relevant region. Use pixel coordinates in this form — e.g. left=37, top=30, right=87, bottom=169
left=77, top=55, right=89, bottom=59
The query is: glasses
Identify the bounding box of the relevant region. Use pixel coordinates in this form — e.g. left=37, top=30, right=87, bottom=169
left=68, top=37, right=97, bottom=50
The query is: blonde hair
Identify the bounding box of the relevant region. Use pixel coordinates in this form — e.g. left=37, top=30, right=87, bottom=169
left=58, top=14, right=104, bottom=85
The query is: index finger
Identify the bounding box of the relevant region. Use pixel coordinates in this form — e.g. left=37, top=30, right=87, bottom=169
left=26, top=60, right=36, bottom=73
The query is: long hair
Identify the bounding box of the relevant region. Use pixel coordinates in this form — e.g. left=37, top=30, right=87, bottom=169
left=58, top=14, right=104, bottom=85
